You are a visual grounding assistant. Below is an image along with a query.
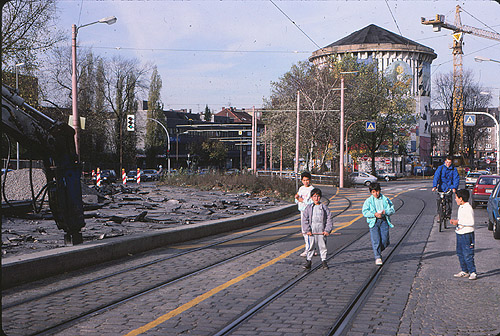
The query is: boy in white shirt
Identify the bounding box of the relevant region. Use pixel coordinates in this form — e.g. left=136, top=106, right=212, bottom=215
left=295, top=172, right=314, bottom=257
left=450, top=189, right=477, bottom=280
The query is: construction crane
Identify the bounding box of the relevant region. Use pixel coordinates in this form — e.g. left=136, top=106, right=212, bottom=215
left=421, top=5, right=500, bottom=152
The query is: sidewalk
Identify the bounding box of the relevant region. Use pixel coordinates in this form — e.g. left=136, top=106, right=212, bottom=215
left=399, top=211, right=500, bottom=335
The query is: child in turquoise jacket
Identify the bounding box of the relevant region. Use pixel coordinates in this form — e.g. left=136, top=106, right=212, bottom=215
left=362, top=182, right=395, bottom=265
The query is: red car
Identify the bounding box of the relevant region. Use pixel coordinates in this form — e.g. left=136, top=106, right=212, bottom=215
left=471, top=175, right=500, bottom=208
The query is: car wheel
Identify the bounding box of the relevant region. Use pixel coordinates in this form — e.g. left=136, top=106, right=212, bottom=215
left=494, top=220, right=500, bottom=239
left=385, top=176, right=390, bottom=182
left=364, top=181, right=371, bottom=186
left=488, top=220, right=494, bottom=231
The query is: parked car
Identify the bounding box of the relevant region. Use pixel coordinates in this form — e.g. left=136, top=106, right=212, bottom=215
left=92, top=169, right=117, bottom=184
left=376, top=170, right=397, bottom=181
left=126, top=170, right=137, bottom=182
left=486, top=182, right=500, bottom=239
left=349, top=172, right=378, bottom=186
left=141, top=169, right=160, bottom=181
left=413, top=165, right=434, bottom=176
left=471, top=174, right=500, bottom=208
left=465, top=170, right=491, bottom=189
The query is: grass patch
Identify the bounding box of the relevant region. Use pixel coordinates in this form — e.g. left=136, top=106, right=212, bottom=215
left=160, top=172, right=296, bottom=202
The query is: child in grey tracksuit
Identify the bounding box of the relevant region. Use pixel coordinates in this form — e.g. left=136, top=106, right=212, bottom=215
left=301, top=188, right=334, bottom=270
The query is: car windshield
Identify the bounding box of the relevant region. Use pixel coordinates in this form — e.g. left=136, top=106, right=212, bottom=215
left=478, top=177, right=500, bottom=185
left=467, top=173, right=481, bottom=178
left=143, top=170, right=156, bottom=174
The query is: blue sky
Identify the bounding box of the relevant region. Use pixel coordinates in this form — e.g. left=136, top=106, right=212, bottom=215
left=56, top=0, right=500, bottom=112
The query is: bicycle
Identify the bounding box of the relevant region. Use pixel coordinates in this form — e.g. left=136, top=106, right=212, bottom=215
left=437, top=190, right=452, bottom=232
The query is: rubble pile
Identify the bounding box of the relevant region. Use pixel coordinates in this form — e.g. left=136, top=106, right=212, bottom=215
left=2, top=179, right=289, bottom=257
left=1, top=168, right=46, bottom=202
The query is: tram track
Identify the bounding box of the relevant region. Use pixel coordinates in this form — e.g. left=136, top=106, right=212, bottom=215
left=3, top=191, right=354, bottom=336
left=211, top=194, right=425, bottom=336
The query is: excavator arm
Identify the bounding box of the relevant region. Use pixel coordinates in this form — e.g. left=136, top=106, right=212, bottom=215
left=2, top=84, right=85, bottom=244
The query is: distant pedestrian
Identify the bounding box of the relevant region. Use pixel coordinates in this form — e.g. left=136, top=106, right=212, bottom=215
left=295, top=171, right=315, bottom=257
left=301, top=188, right=333, bottom=270
left=450, top=189, right=477, bottom=280
left=362, top=182, right=395, bottom=265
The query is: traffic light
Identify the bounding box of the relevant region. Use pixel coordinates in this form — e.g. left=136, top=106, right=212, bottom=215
left=127, top=115, right=135, bottom=131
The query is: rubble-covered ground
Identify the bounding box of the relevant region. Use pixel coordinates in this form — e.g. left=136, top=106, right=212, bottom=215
left=1, top=169, right=289, bottom=258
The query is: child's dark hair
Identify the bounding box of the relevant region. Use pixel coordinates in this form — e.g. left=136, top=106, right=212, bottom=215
left=456, top=189, right=469, bottom=202
left=301, top=171, right=312, bottom=180
left=368, top=182, right=381, bottom=192
left=310, top=188, right=322, bottom=198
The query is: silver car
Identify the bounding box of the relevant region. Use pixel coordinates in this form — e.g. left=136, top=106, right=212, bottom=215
left=349, top=172, right=378, bottom=186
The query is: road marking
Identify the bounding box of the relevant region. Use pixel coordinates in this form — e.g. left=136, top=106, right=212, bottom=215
left=221, top=235, right=287, bottom=245
left=123, top=245, right=304, bottom=336
left=123, top=207, right=363, bottom=336
left=267, top=225, right=300, bottom=230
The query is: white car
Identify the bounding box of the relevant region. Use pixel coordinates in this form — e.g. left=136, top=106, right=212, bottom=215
left=349, top=172, right=378, bottom=186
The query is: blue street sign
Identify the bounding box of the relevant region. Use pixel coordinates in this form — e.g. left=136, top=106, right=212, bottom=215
left=464, top=114, right=476, bottom=126
left=366, top=121, right=376, bottom=132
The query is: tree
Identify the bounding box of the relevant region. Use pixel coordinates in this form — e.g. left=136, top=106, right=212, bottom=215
left=203, top=105, right=212, bottom=122
left=263, top=60, right=341, bottom=172
left=190, top=139, right=227, bottom=168
left=145, top=66, right=164, bottom=167
left=346, top=62, right=415, bottom=174
left=433, top=70, right=490, bottom=156
left=1, top=0, right=64, bottom=71
left=98, top=56, right=152, bottom=170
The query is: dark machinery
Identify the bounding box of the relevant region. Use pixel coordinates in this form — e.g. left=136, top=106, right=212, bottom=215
left=1, top=84, right=85, bottom=244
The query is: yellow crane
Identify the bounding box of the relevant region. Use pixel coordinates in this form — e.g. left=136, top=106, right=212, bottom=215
left=421, top=5, right=500, bottom=151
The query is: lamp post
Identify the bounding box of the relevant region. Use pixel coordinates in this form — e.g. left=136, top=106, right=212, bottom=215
left=474, top=56, right=500, bottom=64
left=15, top=62, right=24, bottom=170
left=339, top=71, right=358, bottom=188
left=72, top=16, right=117, bottom=160
left=147, top=118, right=170, bottom=175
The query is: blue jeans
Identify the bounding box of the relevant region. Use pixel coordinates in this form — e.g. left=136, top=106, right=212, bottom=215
left=370, top=218, right=390, bottom=260
left=456, top=232, right=476, bottom=274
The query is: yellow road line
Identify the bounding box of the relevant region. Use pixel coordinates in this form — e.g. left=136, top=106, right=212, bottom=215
left=123, top=245, right=304, bottom=336
left=267, top=225, right=300, bottom=230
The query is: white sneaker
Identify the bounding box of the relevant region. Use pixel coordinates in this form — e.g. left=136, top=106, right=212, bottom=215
left=300, top=251, right=307, bottom=257
left=375, top=258, right=383, bottom=265
left=454, top=271, right=469, bottom=278
left=469, top=272, right=477, bottom=280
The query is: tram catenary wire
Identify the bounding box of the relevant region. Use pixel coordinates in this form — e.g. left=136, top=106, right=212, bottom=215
left=5, top=192, right=353, bottom=335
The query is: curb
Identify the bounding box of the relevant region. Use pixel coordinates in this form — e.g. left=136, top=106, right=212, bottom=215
left=2, top=204, right=298, bottom=289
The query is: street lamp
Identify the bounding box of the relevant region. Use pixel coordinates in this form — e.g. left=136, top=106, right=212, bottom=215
left=15, top=62, right=24, bottom=170
left=72, top=16, right=117, bottom=160
left=147, top=118, right=171, bottom=175
left=474, top=56, right=500, bottom=64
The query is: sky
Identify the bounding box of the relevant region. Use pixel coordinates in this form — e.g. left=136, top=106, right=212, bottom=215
left=56, top=0, right=500, bottom=113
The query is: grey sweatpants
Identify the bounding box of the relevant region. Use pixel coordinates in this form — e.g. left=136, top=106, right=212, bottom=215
left=305, top=234, right=327, bottom=261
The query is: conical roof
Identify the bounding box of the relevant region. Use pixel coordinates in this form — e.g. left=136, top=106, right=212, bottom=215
left=327, top=24, right=427, bottom=48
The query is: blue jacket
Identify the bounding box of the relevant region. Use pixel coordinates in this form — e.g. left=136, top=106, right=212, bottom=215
left=362, top=194, right=395, bottom=228
left=433, top=164, right=460, bottom=192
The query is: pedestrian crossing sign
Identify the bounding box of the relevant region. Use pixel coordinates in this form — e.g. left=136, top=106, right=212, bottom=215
left=464, top=114, right=476, bottom=126
left=366, top=121, right=376, bottom=132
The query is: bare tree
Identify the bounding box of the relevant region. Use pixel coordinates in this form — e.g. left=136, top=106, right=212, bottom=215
left=433, top=70, right=490, bottom=157
left=98, top=56, right=152, bottom=170
left=1, top=0, right=64, bottom=71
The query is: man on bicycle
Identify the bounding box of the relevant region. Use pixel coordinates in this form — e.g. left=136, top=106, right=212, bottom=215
left=432, top=156, right=460, bottom=218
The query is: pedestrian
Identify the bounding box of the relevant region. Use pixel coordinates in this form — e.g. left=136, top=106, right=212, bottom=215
left=450, top=189, right=477, bottom=280
left=301, top=188, right=333, bottom=270
left=362, top=182, right=395, bottom=265
left=295, top=171, right=315, bottom=257
left=432, top=155, right=460, bottom=219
